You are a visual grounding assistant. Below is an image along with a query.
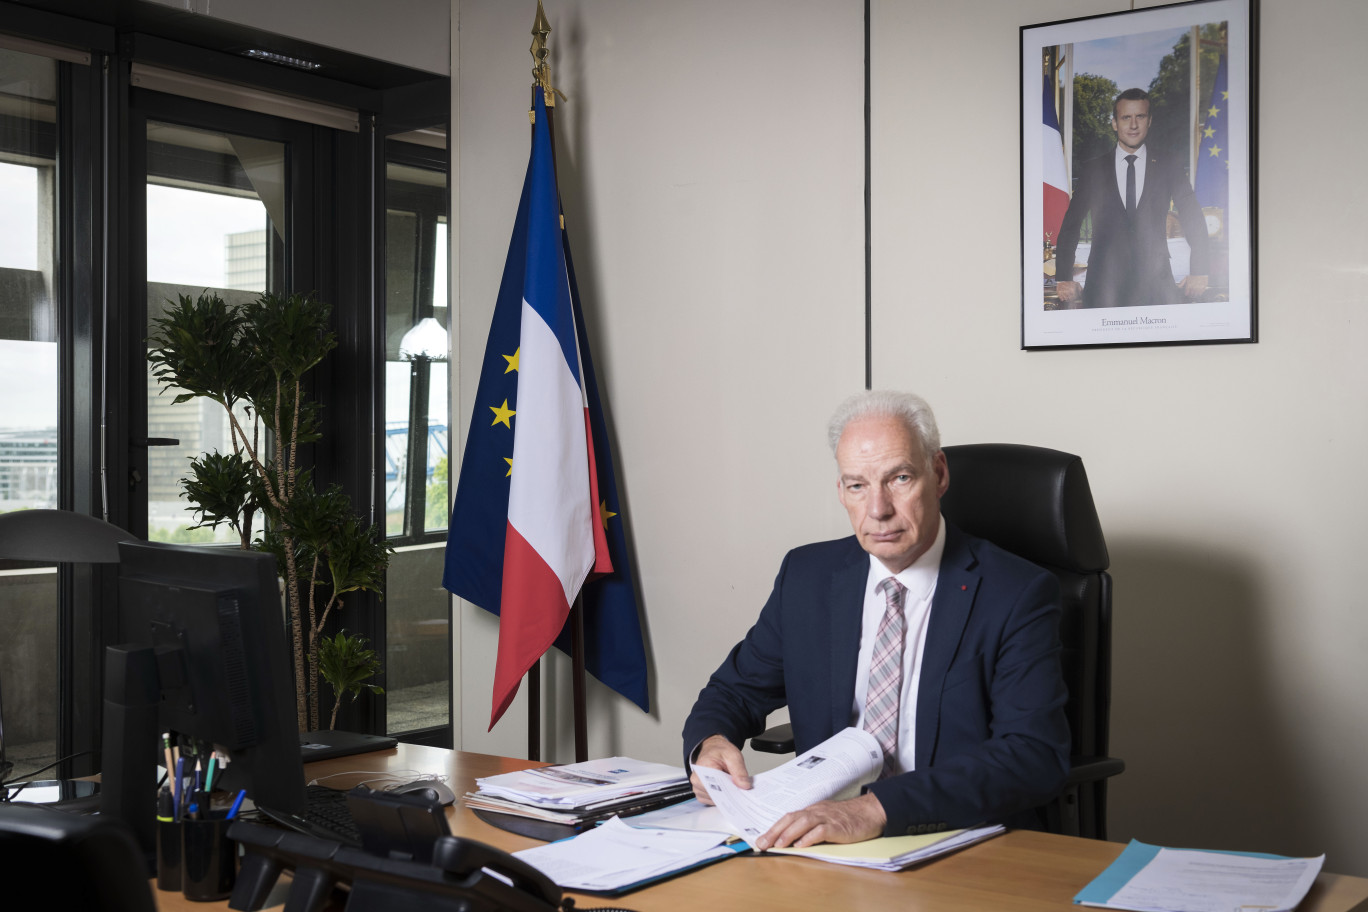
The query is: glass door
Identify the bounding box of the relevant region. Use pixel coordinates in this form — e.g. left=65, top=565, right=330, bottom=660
left=383, top=139, right=452, bottom=739
left=142, top=118, right=286, bottom=543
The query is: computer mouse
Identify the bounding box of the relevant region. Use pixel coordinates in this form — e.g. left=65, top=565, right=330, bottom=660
left=392, top=780, right=457, bottom=806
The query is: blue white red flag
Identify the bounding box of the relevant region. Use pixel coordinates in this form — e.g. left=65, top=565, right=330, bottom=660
left=443, top=88, right=648, bottom=728
left=1042, top=56, right=1069, bottom=245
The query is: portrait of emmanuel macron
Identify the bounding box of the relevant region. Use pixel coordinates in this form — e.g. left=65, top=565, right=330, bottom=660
left=1040, top=22, right=1231, bottom=311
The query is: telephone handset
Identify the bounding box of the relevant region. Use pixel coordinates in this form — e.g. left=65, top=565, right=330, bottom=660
left=432, top=835, right=562, bottom=907
left=233, top=784, right=642, bottom=912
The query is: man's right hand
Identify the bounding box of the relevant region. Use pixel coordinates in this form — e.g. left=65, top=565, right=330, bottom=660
left=689, top=734, right=752, bottom=805
left=1055, top=280, right=1082, bottom=305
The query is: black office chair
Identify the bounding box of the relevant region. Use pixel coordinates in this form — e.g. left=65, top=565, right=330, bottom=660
left=751, top=443, right=1124, bottom=839
left=0, top=803, right=156, bottom=911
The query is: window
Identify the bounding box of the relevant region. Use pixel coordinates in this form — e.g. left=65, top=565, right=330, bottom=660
left=383, top=142, right=451, bottom=737
left=0, top=46, right=59, bottom=780
left=0, top=11, right=452, bottom=762
left=143, top=121, right=284, bottom=543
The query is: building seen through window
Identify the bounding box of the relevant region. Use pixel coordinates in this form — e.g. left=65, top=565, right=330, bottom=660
left=0, top=47, right=60, bottom=780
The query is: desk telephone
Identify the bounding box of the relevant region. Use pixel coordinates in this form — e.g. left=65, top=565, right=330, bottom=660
left=232, top=786, right=637, bottom=912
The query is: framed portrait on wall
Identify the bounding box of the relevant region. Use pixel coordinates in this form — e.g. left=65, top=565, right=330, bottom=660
left=1021, top=0, right=1257, bottom=349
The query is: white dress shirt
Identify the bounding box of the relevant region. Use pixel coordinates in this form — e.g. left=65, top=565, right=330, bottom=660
left=849, top=515, right=946, bottom=776
left=1114, top=143, right=1148, bottom=207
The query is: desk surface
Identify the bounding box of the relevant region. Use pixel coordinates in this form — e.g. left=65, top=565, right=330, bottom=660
left=154, top=743, right=1368, bottom=912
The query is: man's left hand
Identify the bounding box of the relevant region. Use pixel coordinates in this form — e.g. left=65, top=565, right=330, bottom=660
left=1179, top=274, right=1209, bottom=299
left=752, top=792, right=887, bottom=851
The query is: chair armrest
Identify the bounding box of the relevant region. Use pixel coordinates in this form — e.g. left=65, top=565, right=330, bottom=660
left=750, top=723, right=794, bottom=754
left=1066, top=755, right=1125, bottom=788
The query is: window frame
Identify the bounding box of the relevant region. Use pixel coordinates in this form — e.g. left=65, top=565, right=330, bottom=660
left=0, top=0, right=454, bottom=770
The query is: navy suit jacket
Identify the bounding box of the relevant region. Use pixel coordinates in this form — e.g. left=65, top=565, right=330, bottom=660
left=682, top=523, right=1070, bottom=835
left=1055, top=146, right=1210, bottom=309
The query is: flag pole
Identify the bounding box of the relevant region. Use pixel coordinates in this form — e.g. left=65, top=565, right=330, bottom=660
left=527, top=0, right=590, bottom=764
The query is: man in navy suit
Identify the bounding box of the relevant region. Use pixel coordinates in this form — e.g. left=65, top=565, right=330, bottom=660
left=682, top=391, right=1069, bottom=849
left=1054, top=88, right=1209, bottom=308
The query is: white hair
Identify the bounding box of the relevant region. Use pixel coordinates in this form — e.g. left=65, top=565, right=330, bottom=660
left=827, top=390, right=941, bottom=466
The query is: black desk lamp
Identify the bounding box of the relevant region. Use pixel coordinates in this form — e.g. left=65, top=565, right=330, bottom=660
left=0, top=509, right=135, bottom=803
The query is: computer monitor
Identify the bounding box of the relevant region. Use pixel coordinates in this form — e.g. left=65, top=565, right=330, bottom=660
left=102, top=541, right=305, bottom=861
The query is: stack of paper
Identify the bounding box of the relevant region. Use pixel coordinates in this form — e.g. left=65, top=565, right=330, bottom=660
left=513, top=816, right=745, bottom=894
left=1074, top=840, right=1325, bottom=912
left=464, top=756, right=693, bottom=829
left=767, top=825, right=1004, bottom=870
left=629, top=728, right=1003, bottom=872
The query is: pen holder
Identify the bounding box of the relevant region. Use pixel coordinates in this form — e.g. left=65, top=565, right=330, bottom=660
left=181, top=814, right=238, bottom=902
left=155, top=818, right=182, bottom=891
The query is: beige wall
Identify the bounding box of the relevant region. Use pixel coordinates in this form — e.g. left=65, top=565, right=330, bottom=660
left=452, top=0, right=864, bottom=764
left=872, top=0, right=1368, bottom=875
left=452, top=0, right=1368, bottom=878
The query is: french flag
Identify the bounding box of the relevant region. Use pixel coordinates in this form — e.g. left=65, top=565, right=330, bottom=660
left=1042, top=63, right=1069, bottom=244
left=492, top=87, right=611, bottom=728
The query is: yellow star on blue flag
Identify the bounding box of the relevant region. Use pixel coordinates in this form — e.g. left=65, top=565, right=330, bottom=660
left=489, top=399, right=515, bottom=428
left=1194, top=52, right=1229, bottom=211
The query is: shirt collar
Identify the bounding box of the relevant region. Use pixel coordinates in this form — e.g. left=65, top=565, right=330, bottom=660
left=1115, top=143, right=1147, bottom=163
left=866, top=513, right=946, bottom=604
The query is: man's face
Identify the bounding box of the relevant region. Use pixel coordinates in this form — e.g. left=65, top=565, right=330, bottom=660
left=1111, top=98, right=1151, bottom=153
left=835, top=415, right=949, bottom=575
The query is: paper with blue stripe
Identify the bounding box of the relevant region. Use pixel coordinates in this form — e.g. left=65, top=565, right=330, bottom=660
left=1075, top=839, right=1324, bottom=910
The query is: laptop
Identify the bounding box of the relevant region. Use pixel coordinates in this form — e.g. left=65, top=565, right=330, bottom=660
left=299, top=730, right=399, bottom=762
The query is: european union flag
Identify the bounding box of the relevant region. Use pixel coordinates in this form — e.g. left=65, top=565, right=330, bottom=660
left=443, top=89, right=649, bottom=718
left=1194, top=52, right=1228, bottom=211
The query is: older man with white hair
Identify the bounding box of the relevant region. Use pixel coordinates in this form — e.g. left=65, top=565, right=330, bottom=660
left=682, top=391, right=1070, bottom=849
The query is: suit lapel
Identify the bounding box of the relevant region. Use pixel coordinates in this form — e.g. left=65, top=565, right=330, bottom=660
left=914, top=523, right=980, bottom=770
left=828, top=540, right=869, bottom=737
left=1097, top=154, right=1127, bottom=219
left=1137, top=151, right=1163, bottom=212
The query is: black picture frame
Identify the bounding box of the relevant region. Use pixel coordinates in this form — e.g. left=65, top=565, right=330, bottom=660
left=1022, top=0, right=1257, bottom=349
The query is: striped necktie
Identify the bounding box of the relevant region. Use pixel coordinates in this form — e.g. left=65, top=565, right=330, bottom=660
left=862, top=577, right=907, bottom=779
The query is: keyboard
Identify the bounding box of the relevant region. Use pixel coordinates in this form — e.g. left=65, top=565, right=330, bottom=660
left=258, top=785, right=363, bottom=847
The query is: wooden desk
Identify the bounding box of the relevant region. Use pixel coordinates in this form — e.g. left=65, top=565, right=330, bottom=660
left=154, top=743, right=1368, bottom=912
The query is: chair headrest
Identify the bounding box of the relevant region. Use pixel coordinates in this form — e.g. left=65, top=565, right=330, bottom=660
left=939, top=443, right=1108, bottom=573
left=0, top=510, right=134, bottom=563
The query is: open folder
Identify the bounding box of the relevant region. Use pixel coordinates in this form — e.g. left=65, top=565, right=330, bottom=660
left=513, top=817, right=748, bottom=895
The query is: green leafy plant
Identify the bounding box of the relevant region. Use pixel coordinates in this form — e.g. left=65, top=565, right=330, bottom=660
left=318, top=629, right=384, bottom=731
left=149, top=290, right=391, bottom=731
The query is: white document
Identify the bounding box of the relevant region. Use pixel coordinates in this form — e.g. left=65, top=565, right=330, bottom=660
left=1082, top=846, right=1325, bottom=912
left=622, top=797, right=734, bottom=835
left=512, top=816, right=734, bottom=892
left=692, top=727, right=882, bottom=842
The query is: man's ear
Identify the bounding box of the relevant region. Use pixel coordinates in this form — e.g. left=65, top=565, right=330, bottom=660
left=933, top=450, right=950, bottom=498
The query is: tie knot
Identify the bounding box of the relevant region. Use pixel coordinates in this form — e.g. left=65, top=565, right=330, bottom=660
left=878, top=577, right=906, bottom=608
left=1125, top=154, right=1137, bottom=164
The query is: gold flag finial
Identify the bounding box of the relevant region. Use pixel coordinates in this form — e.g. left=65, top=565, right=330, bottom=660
left=530, top=0, right=554, bottom=105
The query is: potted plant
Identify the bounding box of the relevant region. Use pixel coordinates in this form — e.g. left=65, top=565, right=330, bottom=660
left=148, top=290, right=390, bottom=732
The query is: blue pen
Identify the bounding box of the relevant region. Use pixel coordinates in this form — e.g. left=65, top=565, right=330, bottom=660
left=173, top=757, right=186, bottom=820
left=226, top=790, right=246, bottom=820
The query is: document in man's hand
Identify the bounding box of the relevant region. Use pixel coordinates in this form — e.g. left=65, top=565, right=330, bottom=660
left=691, top=726, right=882, bottom=842
left=1073, top=839, right=1325, bottom=912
